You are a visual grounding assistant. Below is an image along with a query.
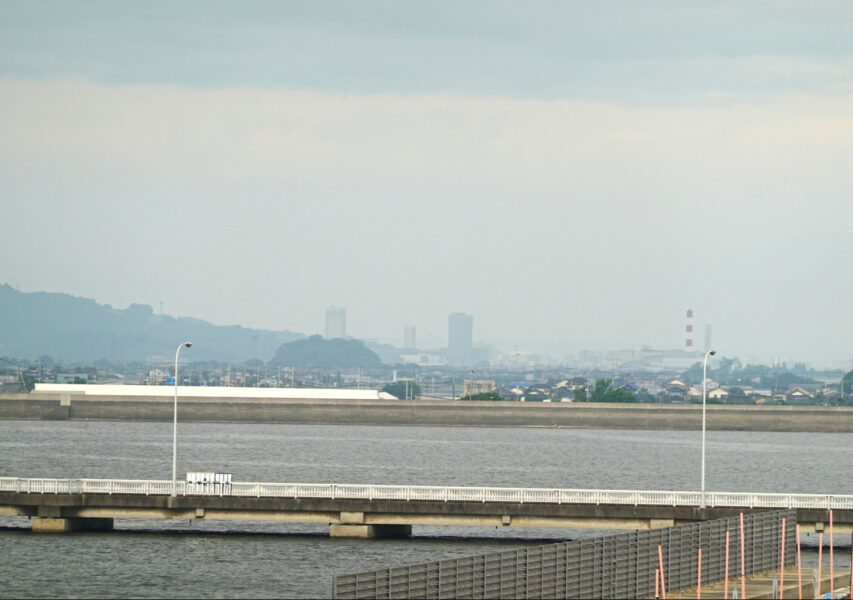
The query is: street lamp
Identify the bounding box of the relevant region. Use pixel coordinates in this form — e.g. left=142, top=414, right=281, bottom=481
left=172, top=341, right=192, bottom=496
left=700, top=349, right=716, bottom=508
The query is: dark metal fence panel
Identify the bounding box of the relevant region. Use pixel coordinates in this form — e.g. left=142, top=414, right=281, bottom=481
left=334, top=509, right=797, bottom=599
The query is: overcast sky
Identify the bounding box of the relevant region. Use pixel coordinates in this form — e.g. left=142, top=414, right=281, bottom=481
left=2, top=1, right=852, bottom=367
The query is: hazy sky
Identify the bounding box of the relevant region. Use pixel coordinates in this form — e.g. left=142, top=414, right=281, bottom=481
left=2, top=2, right=852, bottom=367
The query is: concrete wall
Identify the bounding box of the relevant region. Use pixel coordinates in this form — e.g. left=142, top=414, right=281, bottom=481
left=2, top=393, right=853, bottom=431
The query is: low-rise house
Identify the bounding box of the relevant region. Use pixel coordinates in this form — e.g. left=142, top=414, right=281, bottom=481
left=708, top=387, right=729, bottom=400
left=686, top=387, right=703, bottom=401
left=552, top=386, right=574, bottom=402
left=663, top=378, right=690, bottom=403
left=703, top=379, right=720, bottom=391
left=786, top=386, right=815, bottom=404
left=497, top=385, right=525, bottom=401
left=566, top=377, right=588, bottom=389
left=527, top=383, right=552, bottom=396
left=523, top=388, right=550, bottom=402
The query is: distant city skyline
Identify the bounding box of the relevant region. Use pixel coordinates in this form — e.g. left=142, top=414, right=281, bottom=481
left=2, top=3, right=851, bottom=367
left=2, top=281, right=849, bottom=370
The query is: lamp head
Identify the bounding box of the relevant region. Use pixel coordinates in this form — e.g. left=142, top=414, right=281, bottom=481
left=184, top=342, right=192, bottom=348
left=709, top=350, right=716, bottom=356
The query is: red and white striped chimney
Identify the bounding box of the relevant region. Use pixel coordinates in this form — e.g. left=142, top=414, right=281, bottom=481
left=685, top=309, right=694, bottom=349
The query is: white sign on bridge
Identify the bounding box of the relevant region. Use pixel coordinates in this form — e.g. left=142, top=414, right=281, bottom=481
left=185, top=472, right=232, bottom=495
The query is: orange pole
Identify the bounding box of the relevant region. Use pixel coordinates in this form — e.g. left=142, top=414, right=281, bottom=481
left=697, top=547, right=702, bottom=600
left=740, top=513, right=746, bottom=600
left=780, top=518, right=786, bottom=599
left=655, top=567, right=660, bottom=599
left=829, top=510, right=834, bottom=598
left=658, top=545, right=667, bottom=599
left=817, top=532, right=823, bottom=598
left=796, top=524, right=802, bottom=600
left=724, top=530, right=730, bottom=600
left=849, top=532, right=852, bottom=598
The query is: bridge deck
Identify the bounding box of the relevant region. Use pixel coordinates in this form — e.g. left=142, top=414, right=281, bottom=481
left=3, top=477, right=852, bottom=536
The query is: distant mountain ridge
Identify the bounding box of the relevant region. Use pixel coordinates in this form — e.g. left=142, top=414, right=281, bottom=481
left=0, top=284, right=304, bottom=363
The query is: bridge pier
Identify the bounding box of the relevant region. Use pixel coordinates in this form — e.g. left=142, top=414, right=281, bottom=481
left=329, top=524, right=412, bottom=539
left=330, top=511, right=412, bottom=538
left=32, top=517, right=114, bottom=533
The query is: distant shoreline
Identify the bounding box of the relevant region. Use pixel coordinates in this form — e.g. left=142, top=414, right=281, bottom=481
left=1, top=393, right=852, bottom=432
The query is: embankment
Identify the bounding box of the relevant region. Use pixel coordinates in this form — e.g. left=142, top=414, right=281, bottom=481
left=1, top=393, right=851, bottom=431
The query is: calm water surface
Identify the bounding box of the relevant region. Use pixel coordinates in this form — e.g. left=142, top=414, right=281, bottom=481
left=0, top=421, right=850, bottom=598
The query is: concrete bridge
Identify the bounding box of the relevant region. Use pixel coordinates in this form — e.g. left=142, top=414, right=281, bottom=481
left=2, top=477, right=852, bottom=537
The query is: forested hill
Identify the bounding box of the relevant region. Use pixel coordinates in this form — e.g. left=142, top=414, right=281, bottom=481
left=271, top=335, right=382, bottom=368
left=0, top=284, right=304, bottom=363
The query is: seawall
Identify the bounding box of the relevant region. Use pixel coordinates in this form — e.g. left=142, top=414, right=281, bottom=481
left=1, top=393, right=852, bottom=431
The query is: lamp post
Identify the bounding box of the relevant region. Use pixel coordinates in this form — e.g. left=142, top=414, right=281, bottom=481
left=700, top=349, right=716, bottom=508
left=172, top=341, right=192, bottom=496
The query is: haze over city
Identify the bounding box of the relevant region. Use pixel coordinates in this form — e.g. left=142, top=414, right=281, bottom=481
left=2, top=2, right=852, bottom=367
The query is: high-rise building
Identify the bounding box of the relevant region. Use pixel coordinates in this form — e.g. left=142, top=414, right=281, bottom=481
left=404, top=325, right=417, bottom=350
left=447, top=313, right=473, bottom=365
left=325, top=306, right=346, bottom=339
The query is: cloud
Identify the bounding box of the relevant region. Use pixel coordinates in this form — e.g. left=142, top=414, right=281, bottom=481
left=3, top=2, right=853, bottom=103
left=4, top=79, right=853, bottom=193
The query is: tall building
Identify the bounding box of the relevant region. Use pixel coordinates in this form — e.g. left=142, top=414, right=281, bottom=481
left=447, top=313, right=473, bottom=365
left=325, top=306, right=346, bottom=339
left=404, top=325, right=417, bottom=350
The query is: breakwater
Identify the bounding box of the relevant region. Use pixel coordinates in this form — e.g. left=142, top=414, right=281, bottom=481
left=1, top=392, right=851, bottom=431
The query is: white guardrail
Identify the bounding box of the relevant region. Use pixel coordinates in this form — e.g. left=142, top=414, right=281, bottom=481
left=1, top=477, right=851, bottom=510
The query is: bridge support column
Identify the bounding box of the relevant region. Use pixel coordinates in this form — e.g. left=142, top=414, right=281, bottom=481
left=32, top=517, right=114, bottom=533
left=329, top=524, right=412, bottom=539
